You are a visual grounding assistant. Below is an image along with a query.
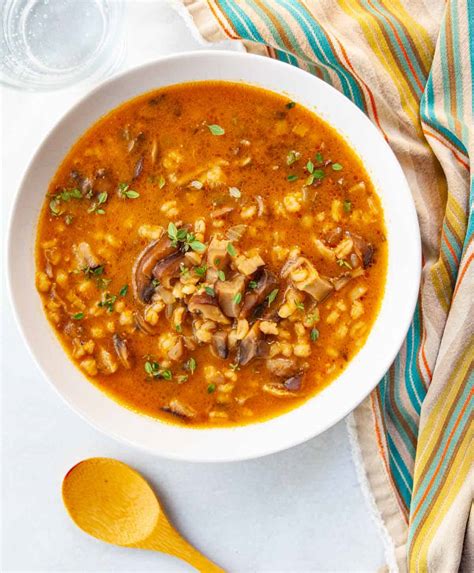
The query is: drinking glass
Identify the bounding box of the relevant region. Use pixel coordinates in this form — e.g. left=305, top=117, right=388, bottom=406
left=1, top=0, right=125, bottom=90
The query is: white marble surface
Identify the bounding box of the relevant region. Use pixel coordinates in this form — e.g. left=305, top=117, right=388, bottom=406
left=1, top=2, right=385, bottom=571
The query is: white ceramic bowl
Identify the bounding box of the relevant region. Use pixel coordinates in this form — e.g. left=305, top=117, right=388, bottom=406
left=7, top=51, right=420, bottom=462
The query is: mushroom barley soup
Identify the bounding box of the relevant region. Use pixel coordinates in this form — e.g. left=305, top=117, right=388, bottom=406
left=35, top=82, right=387, bottom=426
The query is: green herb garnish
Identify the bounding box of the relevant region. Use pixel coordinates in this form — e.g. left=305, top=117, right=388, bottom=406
left=306, top=169, right=325, bottom=185
left=88, top=191, right=108, bottom=214
left=64, top=214, right=74, bottom=225
left=118, top=182, right=139, bottom=199
left=226, top=243, right=236, bottom=257
left=306, top=160, right=314, bottom=173
left=145, top=360, right=172, bottom=380
left=59, top=188, right=82, bottom=201
left=158, top=175, right=166, bottom=189
left=205, top=286, right=215, bottom=297
left=161, top=369, right=173, bottom=381
left=49, top=199, right=61, bottom=216
left=97, top=292, right=117, bottom=313
left=233, top=292, right=242, bottom=304
left=184, top=357, right=197, bottom=374
left=207, top=383, right=216, bottom=393
left=72, top=312, right=84, bottom=320
left=306, top=313, right=318, bottom=325
left=267, top=288, right=279, bottom=306
left=287, top=174, right=298, bottom=182
left=343, top=200, right=352, bottom=213
left=96, top=277, right=112, bottom=290
left=336, top=259, right=352, bottom=269
left=315, top=152, right=324, bottom=164
left=119, top=284, right=129, bottom=297
left=207, top=124, right=225, bottom=136
left=82, top=264, right=107, bottom=290
left=217, top=270, right=226, bottom=281
left=145, top=361, right=160, bottom=377
left=175, top=324, right=182, bottom=333
left=50, top=188, right=83, bottom=216
left=188, top=239, right=206, bottom=253
left=167, top=222, right=205, bottom=253
left=310, top=328, right=320, bottom=342
left=286, top=101, right=296, bottom=109
left=194, top=265, right=207, bottom=277
left=286, top=150, right=301, bottom=166
left=97, top=191, right=108, bottom=205
left=248, top=280, right=258, bottom=290
left=295, top=301, right=305, bottom=311
left=83, top=264, right=105, bottom=278
left=332, top=163, right=343, bottom=171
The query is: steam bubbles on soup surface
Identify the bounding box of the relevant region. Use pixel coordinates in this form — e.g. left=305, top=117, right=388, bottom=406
left=35, top=82, right=387, bottom=426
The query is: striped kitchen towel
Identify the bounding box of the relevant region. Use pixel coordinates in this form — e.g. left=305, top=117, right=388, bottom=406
left=181, top=1, right=474, bottom=571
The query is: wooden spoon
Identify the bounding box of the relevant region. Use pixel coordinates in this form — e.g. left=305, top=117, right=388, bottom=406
left=62, top=457, right=224, bottom=572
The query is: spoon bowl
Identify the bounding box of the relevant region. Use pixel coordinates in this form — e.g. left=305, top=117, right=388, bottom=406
left=63, top=458, right=224, bottom=572
left=63, top=458, right=159, bottom=545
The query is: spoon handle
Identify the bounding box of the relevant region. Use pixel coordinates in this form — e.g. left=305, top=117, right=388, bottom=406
left=142, top=519, right=226, bottom=573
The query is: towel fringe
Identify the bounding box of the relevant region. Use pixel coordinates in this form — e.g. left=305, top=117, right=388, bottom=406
left=346, top=414, right=399, bottom=573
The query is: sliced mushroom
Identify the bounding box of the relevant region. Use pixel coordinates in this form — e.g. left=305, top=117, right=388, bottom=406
left=256, top=339, right=271, bottom=359
left=112, top=334, right=134, bottom=369
left=163, top=399, right=196, bottom=419
left=262, top=383, right=299, bottom=398
left=282, top=256, right=334, bottom=303
left=302, top=274, right=334, bottom=302
left=215, top=275, right=246, bottom=318
left=256, top=195, right=265, bottom=216
left=93, top=169, right=114, bottom=196
left=225, top=225, right=248, bottom=242
left=331, top=273, right=353, bottom=291
left=132, top=236, right=177, bottom=303
left=74, top=242, right=100, bottom=270
left=96, top=347, right=118, bottom=375
left=207, top=237, right=230, bottom=268
left=211, top=206, right=234, bottom=219
left=150, top=138, right=158, bottom=164
left=44, top=246, right=60, bottom=267
left=237, top=323, right=262, bottom=366
left=266, top=357, right=299, bottom=378
left=133, top=155, right=144, bottom=180
left=70, top=170, right=93, bottom=196
left=152, top=252, right=187, bottom=289
left=211, top=330, right=229, bottom=359
left=206, top=267, right=219, bottom=284
left=351, top=234, right=374, bottom=268
left=134, top=311, right=158, bottom=335
left=188, top=292, right=230, bottom=325
left=283, top=373, right=303, bottom=391
left=240, top=269, right=278, bottom=319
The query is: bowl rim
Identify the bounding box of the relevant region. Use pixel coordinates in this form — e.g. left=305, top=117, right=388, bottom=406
left=6, top=50, right=421, bottom=462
